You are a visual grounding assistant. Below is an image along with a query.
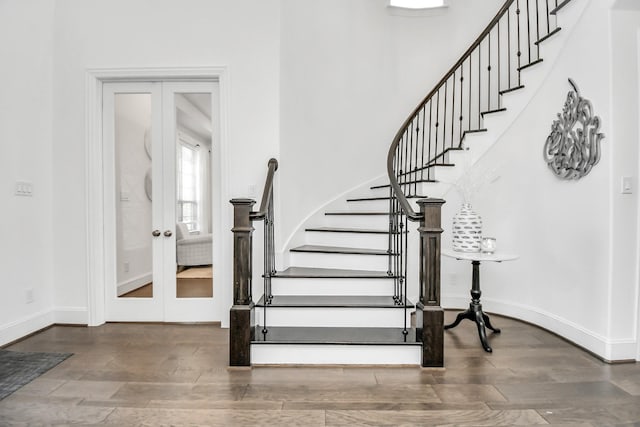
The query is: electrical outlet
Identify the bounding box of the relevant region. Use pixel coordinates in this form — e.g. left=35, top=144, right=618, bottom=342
left=124, top=262, right=130, bottom=273
left=25, top=288, right=34, bottom=304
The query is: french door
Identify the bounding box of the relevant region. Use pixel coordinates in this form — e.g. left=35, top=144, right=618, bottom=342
left=103, top=81, right=219, bottom=322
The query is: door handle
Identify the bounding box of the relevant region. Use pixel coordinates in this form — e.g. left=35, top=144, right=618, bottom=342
left=152, top=230, right=161, bottom=237
left=164, top=230, right=173, bottom=237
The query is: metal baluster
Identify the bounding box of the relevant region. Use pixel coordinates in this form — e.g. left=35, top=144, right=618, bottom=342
left=262, top=209, right=268, bottom=334
left=488, top=31, right=492, bottom=112
left=413, top=114, right=419, bottom=196
left=402, top=213, right=409, bottom=336
left=526, top=0, right=531, bottom=64
left=468, top=54, right=472, bottom=130
left=498, top=20, right=502, bottom=108
left=459, top=65, right=464, bottom=143
left=420, top=104, right=426, bottom=183
left=435, top=89, right=440, bottom=162
left=508, top=7, right=512, bottom=89
left=387, top=188, right=394, bottom=277
left=535, top=0, right=540, bottom=59
left=428, top=101, right=433, bottom=179
left=442, top=81, right=448, bottom=157
left=545, top=0, right=550, bottom=34
left=478, top=44, right=481, bottom=129
left=517, top=0, right=522, bottom=86
left=451, top=71, right=456, bottom=150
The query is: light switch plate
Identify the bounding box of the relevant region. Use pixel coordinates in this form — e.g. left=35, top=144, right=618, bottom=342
left=15, top=181, right=33, bottom=197
left=621, top=176, right=633, bottom=194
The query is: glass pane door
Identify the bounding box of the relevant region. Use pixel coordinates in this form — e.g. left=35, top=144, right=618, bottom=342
left=103, top=81, right=219, bottom=323
left=104, top=82, right=164, bottom=321
left=162, top=83, right=217, bottom=322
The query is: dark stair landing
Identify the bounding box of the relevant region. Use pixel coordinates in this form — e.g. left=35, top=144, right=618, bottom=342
left=253, top=326, right=419, bottom=346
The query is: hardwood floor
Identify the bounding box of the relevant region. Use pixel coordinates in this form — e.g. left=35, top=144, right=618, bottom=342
left=1, top=312, right=640, bottom=426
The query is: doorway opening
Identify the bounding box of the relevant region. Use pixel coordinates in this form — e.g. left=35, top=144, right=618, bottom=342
left=86, top=68, right=229, bottom=326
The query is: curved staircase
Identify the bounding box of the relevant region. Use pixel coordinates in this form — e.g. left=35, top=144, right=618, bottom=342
left=231, top=0, right=581, bottom=367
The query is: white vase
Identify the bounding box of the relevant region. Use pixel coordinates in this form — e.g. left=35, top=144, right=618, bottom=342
left=452, top=203, right=482, bottom=252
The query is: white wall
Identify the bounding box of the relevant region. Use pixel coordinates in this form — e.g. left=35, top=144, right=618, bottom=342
left=609, top=0, right=640, bottom=360
left=278, top=0, right=504, bottom=246
left=51, top=0, right=281, bottom=324
left=0, top=0, right=56, bottom=343
left=440, top=0, right=640, bottom=361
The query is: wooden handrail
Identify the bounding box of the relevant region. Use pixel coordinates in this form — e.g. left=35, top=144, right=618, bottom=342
left=387, top=0, right=516, bottom=220
left=250, top=158, right=278, bottom=221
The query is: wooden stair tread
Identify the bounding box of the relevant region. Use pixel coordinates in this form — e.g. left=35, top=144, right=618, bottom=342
left=305, top=227, right=400, bottom=234
left=290, top=245, right=391, bottom=256
left=370, top=179, right=437, bottom=190
left=346, top=195, right=429, bottom=202
left=273, top=266, right=393, bottom=279
left=252, top=326, right=419, bottom=346
left=255, top=295, right=411, bottom=308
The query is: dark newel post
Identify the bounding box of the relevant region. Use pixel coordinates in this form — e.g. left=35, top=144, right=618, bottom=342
left=229, top=198, right=256, bottom=367
left=415, top=198, right=445, bottom=368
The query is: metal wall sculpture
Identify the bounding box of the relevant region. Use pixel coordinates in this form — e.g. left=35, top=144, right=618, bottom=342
left=543, top=79, right=604, bottom=180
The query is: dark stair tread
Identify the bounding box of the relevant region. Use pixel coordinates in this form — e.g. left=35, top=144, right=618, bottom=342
left=252, top=326, right=420, bottom=346
left=461, top=128, right=488, bottom=142
left=255, top=295, right=411, bottom=308
left=518, top=58, right=543, bottom=72
left=499, top=85, right=525, bottom=95
left=305, top=227, right=401, bottom=234
left=290, top=244, right=392, bottom=256
left=535, top=27, right=561, bottom=45
left=481, top=107, right=507, bottom=117
left=324, top=211, right=389, bottom=216
left=273, top=266, right=394, bottom=279
left=370, top=179, right=437, bottom=190
left=346, top=195, right=428, bottom=202
left=550, top=0, right=573, bottom=15
left=399, top=163, right=454, bottom=177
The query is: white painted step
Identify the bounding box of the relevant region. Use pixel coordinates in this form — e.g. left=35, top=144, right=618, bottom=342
left=252, top=343, right=421, bottom=365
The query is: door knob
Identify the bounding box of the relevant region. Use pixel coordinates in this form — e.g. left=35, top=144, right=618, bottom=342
left=164, top=230, right=173, bottom=237
left=152, top=230, right=161, bottom=237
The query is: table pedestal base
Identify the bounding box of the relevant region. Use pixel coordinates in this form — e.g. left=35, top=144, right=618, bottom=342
left=444, top=260, right=500, bottom=352
left=444, top=302, right=500, bottom=352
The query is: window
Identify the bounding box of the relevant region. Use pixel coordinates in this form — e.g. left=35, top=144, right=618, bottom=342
left=177, top=142, right=200, bottom=232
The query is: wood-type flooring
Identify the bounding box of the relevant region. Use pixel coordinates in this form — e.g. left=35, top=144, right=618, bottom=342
left=1, top=312, right=640, bottom=426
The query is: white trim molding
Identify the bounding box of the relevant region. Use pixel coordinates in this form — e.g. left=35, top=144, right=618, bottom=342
left=0, top=310, right=54, bottom=347
left=443, top=295, right=638, bottom=362
left=85, top=66, right=231, bottom=327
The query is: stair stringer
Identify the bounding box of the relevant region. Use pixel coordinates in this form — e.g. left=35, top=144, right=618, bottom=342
left=416, top=0, right=590, bottom=198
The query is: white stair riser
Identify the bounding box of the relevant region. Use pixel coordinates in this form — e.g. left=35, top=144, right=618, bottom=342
left=321, top=214, right=389, bottom=229
left=255, top=307, right=411, bottom=328
left=252, top=344, right=421, bottom=365
left=271, top=278, right=395, bottom=296
left=304, top=232, right=390, bottom=249
left=289, top=251, right=389, bottom=271
left=344, top=199, right=391, bottom=211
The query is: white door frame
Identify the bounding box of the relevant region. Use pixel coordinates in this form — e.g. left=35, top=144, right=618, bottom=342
left=85, top=67, right=231, bottom=327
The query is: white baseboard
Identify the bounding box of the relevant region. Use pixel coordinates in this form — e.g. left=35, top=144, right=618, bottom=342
left=442, top=295, right=638, bottom=362
left=0, top=307, right=89, bottom=347
left=54, top=306, right=88, bottom=325
left=0, top=309, right=54, bottom=347
left=117, top=273, right=152, bottom=297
